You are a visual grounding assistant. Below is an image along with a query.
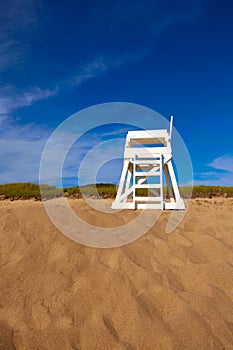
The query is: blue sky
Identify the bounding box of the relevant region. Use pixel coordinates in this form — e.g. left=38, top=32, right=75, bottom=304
left=0, top=0, right=233, bottom=186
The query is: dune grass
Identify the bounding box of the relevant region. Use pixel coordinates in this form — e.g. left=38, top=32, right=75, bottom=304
left=0, top=183, right=62, bottom=200
left=0, top=182, right=232, bottom=200
left=63, top=183, right=117, bottom=197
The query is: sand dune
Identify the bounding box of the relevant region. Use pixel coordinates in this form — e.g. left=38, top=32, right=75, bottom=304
left=0, top=198, right=233, bottom=349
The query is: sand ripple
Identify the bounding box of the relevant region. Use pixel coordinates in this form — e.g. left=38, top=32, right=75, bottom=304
left=0, top=198, right=233, bottom=349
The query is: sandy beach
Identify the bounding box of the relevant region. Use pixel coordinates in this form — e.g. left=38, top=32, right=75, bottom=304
left=0, top=198, right=233, bottom=349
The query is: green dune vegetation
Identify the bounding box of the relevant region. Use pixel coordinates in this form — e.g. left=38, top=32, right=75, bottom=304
left=64, top=183, right=116, bottom=198
left=0, top=182, right=233, bottom=201
left=0, top=183, right=62, bottom=200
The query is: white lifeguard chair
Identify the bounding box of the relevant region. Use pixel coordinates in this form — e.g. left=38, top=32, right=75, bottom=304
left=112, top=116, right=185, bottom=210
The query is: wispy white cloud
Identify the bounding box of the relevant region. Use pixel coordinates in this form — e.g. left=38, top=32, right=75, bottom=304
left=208, top=155, right=233, bottom=173
left=69, top=54, right=132, bottom=87
left=69, top=57, right=107, bottom=86
left=195, top=155, right=233, bottom=186
left=0, top=85, right=58, bottom=121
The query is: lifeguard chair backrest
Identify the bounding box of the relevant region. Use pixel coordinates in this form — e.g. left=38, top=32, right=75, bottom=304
left=125, top=115, right=173, bottom=148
